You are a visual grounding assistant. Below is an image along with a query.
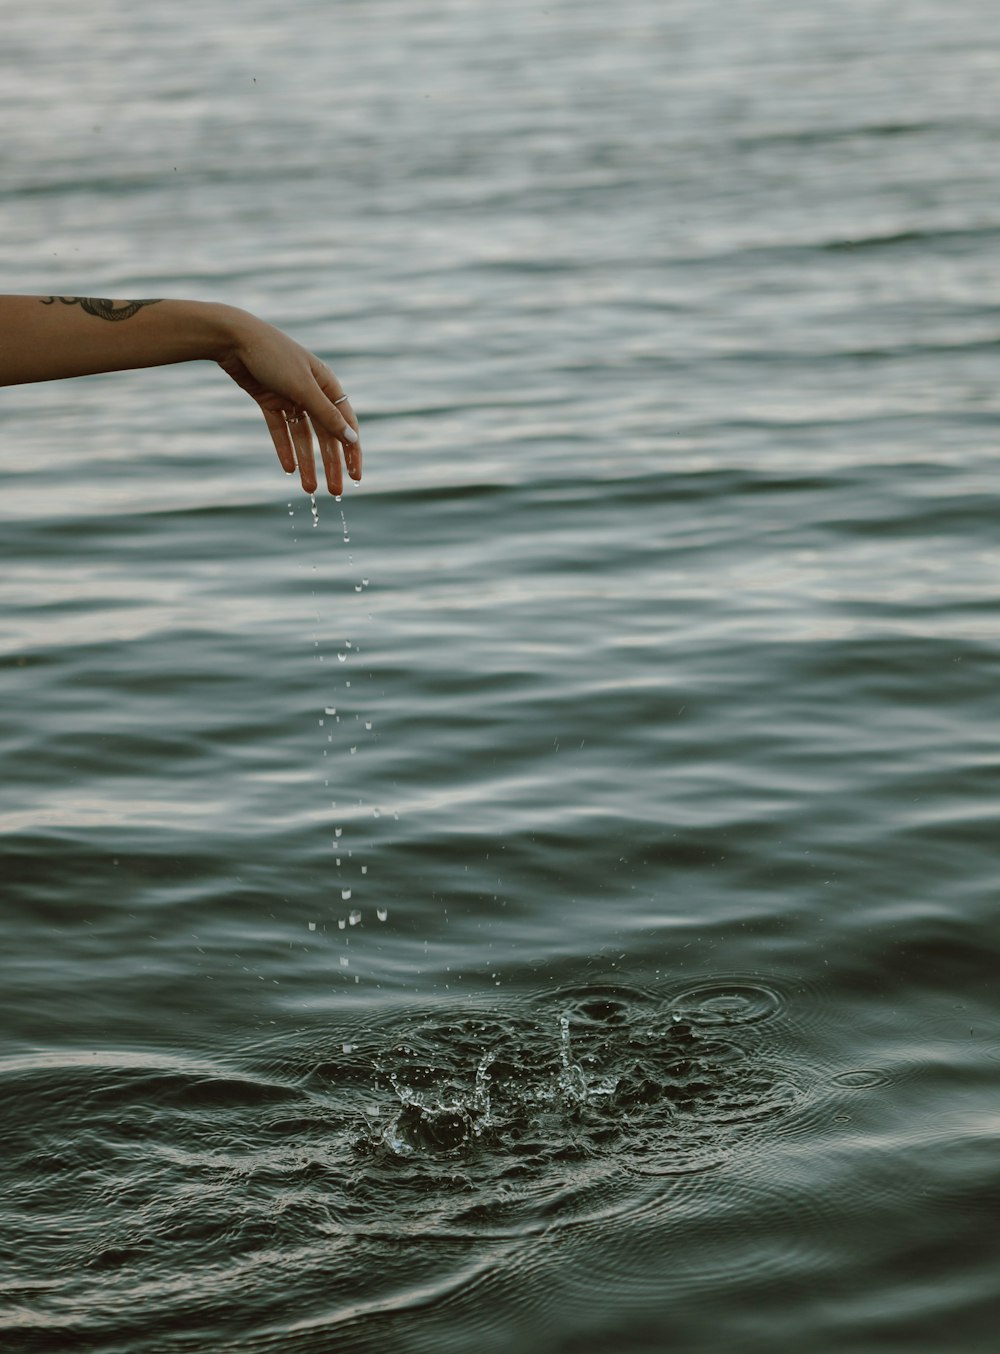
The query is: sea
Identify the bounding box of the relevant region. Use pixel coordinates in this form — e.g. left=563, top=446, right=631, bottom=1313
left=2, top=1, right=1000, bottom=1349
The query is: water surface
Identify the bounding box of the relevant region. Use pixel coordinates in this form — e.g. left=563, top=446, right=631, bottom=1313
left=3, top=1, right=1000, bottom=1350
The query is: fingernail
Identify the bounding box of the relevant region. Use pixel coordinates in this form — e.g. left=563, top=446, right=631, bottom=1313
left=342, top=425, right=359, bottom=444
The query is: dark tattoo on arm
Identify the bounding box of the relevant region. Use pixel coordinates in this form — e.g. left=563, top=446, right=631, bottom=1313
left=40, top=296, right=162, bottom=322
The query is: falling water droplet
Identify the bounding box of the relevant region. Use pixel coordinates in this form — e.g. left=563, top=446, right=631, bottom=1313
left=377, top=908, right=388, bottom=922
left=338, top=919, right=346, bottom=929
left=342, top=888, right=352, bottom=901
left=335, top=827, right=343, bottom=838
left=338, top=652, right=347, bottom=663
left=309, top=494, right=319, bottom=527
left=373, top=807, right=381, bottom=819
left=365, top=720, right=372, bottom=731
left=324, top=707, right=337, bottom=716
left=350, top=746, right=357, bottom=755
left=307, top=921, right=317, bottom=932
left=349, top=910, right=361, bottom=926
left=361, top=865, right=368, bottom=875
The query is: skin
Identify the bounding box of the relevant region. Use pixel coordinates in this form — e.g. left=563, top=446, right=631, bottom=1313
left=0, top=295, right=361, bottom=494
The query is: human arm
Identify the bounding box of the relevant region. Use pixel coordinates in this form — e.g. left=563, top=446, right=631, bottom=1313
left=0, top=295, right=360, bottom=494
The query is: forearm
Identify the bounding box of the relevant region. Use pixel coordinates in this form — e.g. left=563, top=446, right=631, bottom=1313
left=0, top=293, right=360, bottom=495
left=0, top=295, right=249, bottom=386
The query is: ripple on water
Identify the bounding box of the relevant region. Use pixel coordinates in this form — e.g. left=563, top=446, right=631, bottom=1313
left=0, top=977, right=829, bottom=1353
left=831, top=1067, right=896, bottom=1089
left=668, top=980, right=784, bottom=1026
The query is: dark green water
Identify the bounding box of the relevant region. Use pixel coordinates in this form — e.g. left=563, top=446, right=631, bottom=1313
left=3, top=1, right=1000, bottom=1349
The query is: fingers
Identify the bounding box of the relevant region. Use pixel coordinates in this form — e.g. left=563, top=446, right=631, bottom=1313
left=319, top=432, right=344, bottom=497
left=262, top=406, right=297, bottom=475
left=286, top=412, right=318, bottom=494
left=250, top=352, right=361, bottom=496
left=335, top=396, right=363, bottom=483
left=310, top=364, right=362, bottom=485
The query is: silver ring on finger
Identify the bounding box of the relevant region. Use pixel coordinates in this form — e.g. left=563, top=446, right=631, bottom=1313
left=333, top=394, right=350, bottom=406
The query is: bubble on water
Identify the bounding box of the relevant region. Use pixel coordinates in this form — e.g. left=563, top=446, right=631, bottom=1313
left=342, top=889, right=352, bottom=902
left=307, top=921, right=317, bottom=932
left=377, top=908, right=388, bottom=922
left=343, top=1043, right=355, bottom=1054
left=349, top=910, right=361, bottom=926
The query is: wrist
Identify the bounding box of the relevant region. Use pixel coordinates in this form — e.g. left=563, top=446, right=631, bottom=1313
left=182, top=301, right=258, bottom=365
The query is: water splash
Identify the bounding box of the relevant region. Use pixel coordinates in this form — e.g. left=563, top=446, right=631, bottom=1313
left=363, top=986, right=797, bottom=1168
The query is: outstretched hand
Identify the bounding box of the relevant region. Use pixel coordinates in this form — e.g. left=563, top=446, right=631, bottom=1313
left=217, top=315, right=361, bottom=495
left=0, top=295, right=360, bottom=494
